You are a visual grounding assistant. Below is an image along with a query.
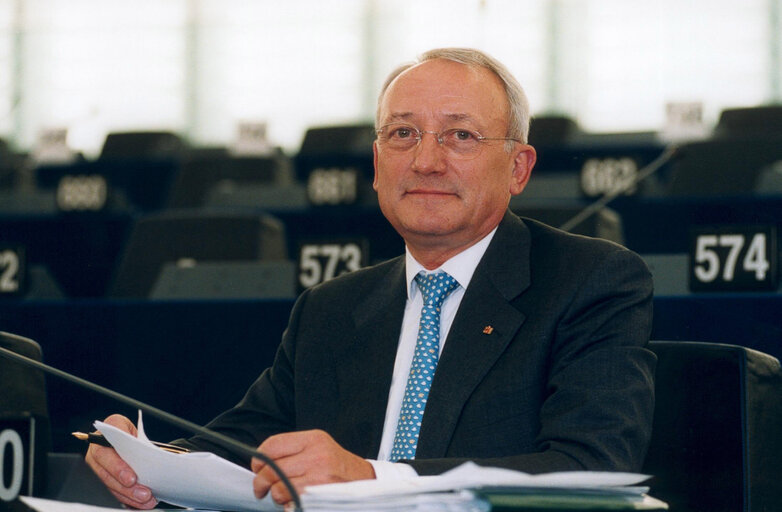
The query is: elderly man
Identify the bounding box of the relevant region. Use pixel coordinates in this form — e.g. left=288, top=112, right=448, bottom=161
left=87, top=48, right=655, bottom=509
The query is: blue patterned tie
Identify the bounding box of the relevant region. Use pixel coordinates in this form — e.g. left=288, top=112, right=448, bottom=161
left=390, top=271, right=459, bottom=461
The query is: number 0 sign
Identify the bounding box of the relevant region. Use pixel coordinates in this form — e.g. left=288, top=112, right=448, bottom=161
left=0, top=417, right=40, bottom=502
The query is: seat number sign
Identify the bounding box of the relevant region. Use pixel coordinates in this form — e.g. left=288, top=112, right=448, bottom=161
left=580, top=157, right=639, bottom=197
left=306, top=168, right=358, bottom=205
left=0, top=246, right=25, bottom=297
left=298, top=240, right=367, bottom=290
left=689, top=225, right=778, bottom=292
left=0, top=418, right=36, bottom=502
left=56, top=174, right=109, bottom=212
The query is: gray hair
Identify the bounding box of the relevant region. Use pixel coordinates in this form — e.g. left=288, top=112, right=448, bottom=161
left=375, top=47, right=531, bottom=145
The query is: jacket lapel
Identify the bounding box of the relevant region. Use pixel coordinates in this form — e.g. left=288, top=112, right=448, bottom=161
left=333, top=257, right=407, bottom=458
left=416, top=212, right=531, bottom=458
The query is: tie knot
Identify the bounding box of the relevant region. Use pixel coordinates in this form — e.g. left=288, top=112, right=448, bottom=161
left=415, top=272, right=458, bottom=306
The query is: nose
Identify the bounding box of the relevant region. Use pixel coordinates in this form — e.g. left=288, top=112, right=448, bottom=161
left=412, top=132, right=447, bottom=174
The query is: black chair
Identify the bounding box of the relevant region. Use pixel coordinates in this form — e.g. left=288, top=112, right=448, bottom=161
left=527, top=115, right=581, bottom=146
left=99, top=131, right=185, bottom=160
left=297, top=123, right=376, bottom=159
left=0, top=331, right=51, bottom=496
left=0, top=137, right=17, bottom=189
left=0, top=213, right=133, bottom=297
left=109, top=211, right=288, bottom=298
left=27, top=130, right=186, bottom=212
left=714, top=105, right=782, bottom=138
left=0, top=331, right=49, bottom=424
left=644, top=341, right=782, bottom=512
left=167, top=151, right=291, bottom=209
left=666, top=137, right=782, bottom=197
left=294, top=123, right=376, bottom=205
left=35, top=157, right=178, bottom=213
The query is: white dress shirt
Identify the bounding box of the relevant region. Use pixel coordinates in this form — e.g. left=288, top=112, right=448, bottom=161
left=368, top=227, right=498, bottom=479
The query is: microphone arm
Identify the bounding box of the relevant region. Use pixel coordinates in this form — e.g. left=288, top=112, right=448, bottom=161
left=559, top=144, right=680, bottom=233
left=0, top=333, right=302, bottom=511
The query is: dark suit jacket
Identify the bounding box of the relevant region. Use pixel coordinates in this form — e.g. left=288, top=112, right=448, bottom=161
left=182, top=211, right=656, bottom=475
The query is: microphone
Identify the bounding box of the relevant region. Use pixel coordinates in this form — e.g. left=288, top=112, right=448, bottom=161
left=0, top=331, right=302, bottom=511
left=559, top=144, right=680, bottom=233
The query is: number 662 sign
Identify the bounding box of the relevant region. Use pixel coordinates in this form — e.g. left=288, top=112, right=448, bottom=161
left=688, top=225, right=778, bottom=292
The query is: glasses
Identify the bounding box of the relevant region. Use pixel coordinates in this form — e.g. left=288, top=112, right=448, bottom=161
left=376, top=123, right=520, bottom=158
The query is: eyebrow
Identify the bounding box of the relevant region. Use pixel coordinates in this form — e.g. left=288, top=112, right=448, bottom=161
left=443, top=113, right=476, bottom=123
left=382, top=112, right=479, bottom=124
left=384, top=112, right=414, bottom=123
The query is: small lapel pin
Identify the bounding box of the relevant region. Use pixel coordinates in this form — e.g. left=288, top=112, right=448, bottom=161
left=482, top=325, right=494, bottom=335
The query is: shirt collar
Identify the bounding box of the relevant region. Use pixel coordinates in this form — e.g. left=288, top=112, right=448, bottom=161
left=405, top=227, right=498, bottom=300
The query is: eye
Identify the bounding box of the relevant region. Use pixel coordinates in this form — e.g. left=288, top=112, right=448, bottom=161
left=453, top=130, right=475, bottom=141
left=389, top=126, right=415, bottom=139
left=443, top=128, right=480, bottom=144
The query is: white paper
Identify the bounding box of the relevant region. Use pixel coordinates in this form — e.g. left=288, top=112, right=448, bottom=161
left=303, top=461, right=653, bottom=506
left=301, top=490, right=490, bottom=512
left=441, top=461, right=651, bottom=491
left=20, top=496, right=122, bottom=512
left=95, top=417, right=281, bottom=512
left=19, top=496, right=224, bottom=512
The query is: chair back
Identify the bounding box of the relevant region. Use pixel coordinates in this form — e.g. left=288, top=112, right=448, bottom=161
left=645, top=341, right=782, bottom=511
left=109, top=212, right=288, bottom=298
left=0, top=331, right=49, bottom=419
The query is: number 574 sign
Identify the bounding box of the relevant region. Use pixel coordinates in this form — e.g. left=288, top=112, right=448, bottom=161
left=689, top=225, right=778, bottom=292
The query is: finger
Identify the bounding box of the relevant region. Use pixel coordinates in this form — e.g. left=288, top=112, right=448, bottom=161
left=253, top=469, right=272, bottom=499
left=84, top=413, right=138, bottom=487
left=253, top=452, right=309, bottom=500
left=269, top=478, right=294, bottom=505
left=253, top=430, right=333, bottom=478
left=102, top=414, right=138, bottom=436
left=257, top=431, right=312, bottom=460
left=269, top=473, right=318, bottom=506
left=256, top=453, right=307, bottom=486
left=84, top=414, right=155, bottom=507
left=108, top=487, right=158, bottom=510
left=86, top=445, right=156, bottom=506
left=85, top=444, right=134, bottom=488
left=250, top=454, right=265, bottom=474
left=251, top=431, right=312, bottom=474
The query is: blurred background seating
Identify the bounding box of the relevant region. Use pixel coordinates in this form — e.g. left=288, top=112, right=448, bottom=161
left=108, top=211, right=288, bottom=298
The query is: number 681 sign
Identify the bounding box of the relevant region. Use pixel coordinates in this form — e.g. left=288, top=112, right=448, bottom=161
left=688, top=225, right=778, bottom=292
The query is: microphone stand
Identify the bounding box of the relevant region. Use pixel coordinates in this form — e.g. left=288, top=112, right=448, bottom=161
left=559, top=144, right=679, bottom=233
left=0, top=338, right=303, bottom=511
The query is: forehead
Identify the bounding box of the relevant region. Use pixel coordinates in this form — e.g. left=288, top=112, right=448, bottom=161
left=379, top=59, right=509, bottom=127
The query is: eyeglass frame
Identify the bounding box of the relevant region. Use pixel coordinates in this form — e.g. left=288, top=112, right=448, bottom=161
left=375, top=123, right=521, bottom=154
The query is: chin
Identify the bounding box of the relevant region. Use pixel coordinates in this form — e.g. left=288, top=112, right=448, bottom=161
left=398, top=217, right=460, bottom=238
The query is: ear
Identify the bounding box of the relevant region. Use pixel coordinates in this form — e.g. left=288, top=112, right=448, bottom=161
left=372, top=140, right=380, bottom=191
left=509, top=144, right=536, bottom=196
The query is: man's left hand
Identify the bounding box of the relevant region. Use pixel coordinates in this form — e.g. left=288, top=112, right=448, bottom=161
left=251, top=429, right=376, bottom=506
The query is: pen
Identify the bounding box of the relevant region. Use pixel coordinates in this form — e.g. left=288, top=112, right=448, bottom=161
left=72, top=431, right=190, bottom=454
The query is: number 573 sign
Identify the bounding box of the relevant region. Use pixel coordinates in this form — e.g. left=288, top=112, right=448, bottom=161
left=689, top=225, right=779, bottom=292
left=297, top=239, right=368, bottom=291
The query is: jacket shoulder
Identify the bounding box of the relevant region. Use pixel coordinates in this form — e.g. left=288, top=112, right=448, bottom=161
left=522, top=216, right=642, bottom=259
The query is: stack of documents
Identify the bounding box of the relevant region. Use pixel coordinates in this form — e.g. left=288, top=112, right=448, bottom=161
left=21, top=413, right=667, bottom=512
left=303, top=462, right=668, bottom=511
